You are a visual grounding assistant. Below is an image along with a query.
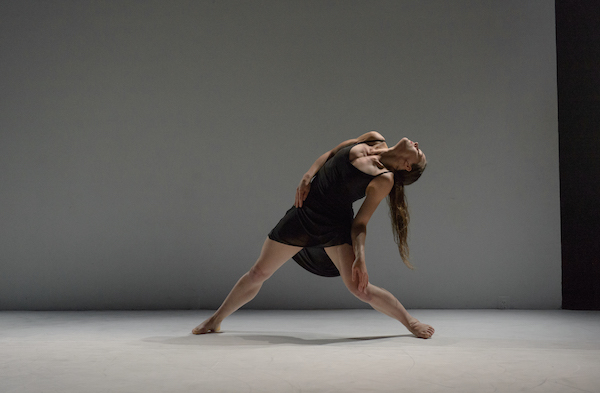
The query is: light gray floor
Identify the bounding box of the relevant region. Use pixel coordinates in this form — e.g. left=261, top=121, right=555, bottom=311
left=1, top=310, right=599, bottom=393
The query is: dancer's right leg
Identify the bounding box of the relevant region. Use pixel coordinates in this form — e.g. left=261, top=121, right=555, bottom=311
left=325, top=244, right=435, bottom=339
left=192, top=238, right=301, bottom=334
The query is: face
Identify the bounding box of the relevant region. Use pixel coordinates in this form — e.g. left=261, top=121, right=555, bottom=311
left=397, top=138, right=426, bottom=171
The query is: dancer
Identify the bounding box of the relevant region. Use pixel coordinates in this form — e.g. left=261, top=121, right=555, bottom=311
left=193, top=131, right=434, bottom=338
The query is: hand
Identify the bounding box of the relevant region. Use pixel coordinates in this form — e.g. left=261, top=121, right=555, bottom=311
left=294, top=175, right=311, bottom=208
left=352, top=257, right=369, bottom=293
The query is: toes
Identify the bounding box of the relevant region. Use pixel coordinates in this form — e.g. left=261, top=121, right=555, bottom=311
left=192, top=326, right=207, bottom=334
left=192, top=325, right=220, bottom=335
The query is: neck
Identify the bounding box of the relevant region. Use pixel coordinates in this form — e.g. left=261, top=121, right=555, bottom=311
left=379, top=148, right=399, bottom=171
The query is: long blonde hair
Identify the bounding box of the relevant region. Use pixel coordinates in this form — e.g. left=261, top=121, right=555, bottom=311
left=387, top=162, right=426, bottom=269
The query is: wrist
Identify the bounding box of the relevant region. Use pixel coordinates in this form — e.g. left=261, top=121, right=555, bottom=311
left=353, top=255, right=365, bottom=264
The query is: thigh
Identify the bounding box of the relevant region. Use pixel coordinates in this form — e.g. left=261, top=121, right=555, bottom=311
left=325, top=244, right=356, bottom=287
left=252, top=238, right=303, bottom=276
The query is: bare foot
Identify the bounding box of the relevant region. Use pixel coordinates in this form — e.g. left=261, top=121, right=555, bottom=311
left=408, top=320, right=435, bottom=339
left=192, top=318, right=221, bottom=335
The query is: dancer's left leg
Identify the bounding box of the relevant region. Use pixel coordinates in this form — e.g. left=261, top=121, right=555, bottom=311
left=192, top=238, right=301, bottom=334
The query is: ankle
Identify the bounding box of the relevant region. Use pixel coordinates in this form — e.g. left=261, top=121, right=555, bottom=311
left=205, top=314, right=222, bottom=326
left=408, top=318, right=420, bottom=327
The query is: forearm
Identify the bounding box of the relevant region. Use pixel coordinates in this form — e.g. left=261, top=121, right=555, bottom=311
left=351, top=223, right=367, bottom=262
left=304, top=133, right=384, bottom=180
left=296, top=150, right=333, bottom=208
left=303, top=151, right=332, bottom=179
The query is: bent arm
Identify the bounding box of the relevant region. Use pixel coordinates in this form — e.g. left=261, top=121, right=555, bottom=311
left=295, top=131, right=386, bottom=208
left=305, top=131, right=386, bottom=179
left=350, top=173, right=394, bottom=291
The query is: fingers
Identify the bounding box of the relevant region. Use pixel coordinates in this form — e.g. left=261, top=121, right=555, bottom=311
left=359, top=273, right=369, bottom=293
left=295, top=186, right=305, bottom=208
left=296, top=189, right=303, bottom=208
left=352, top=268, right=369, bottom=292
left=295, top=187, right=309, bottom=208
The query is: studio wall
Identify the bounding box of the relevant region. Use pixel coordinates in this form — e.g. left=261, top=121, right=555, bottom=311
left=0, top=0, right=560, bottom=310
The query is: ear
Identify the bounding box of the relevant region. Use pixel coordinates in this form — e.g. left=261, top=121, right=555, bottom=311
left=402, top=159, right=412, bottom=172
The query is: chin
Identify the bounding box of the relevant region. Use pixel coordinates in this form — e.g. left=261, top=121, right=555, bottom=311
left=399, top=137, right=411, bottom=147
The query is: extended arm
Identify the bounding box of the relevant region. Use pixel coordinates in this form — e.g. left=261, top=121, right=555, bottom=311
left=350, top=173, right=394, bottom=292
left=295, top=131, right=386, bottom=207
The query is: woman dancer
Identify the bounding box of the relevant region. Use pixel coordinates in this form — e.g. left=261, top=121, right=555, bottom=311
left=193, top=131, right=434, bottom=339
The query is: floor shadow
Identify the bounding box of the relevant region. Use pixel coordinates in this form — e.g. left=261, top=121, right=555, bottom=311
left=238, top=333, right=412, bottom=345
left=143, top=332, right=414, bottom=346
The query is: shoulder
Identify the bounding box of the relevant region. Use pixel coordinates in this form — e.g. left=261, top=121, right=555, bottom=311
left=330, top=131, right=387, bottom=156
left=357, top=131, right=386, bottom=143
left=354, top=171, right=393, bottom=226
left=366, top=171, right=394, bottom=196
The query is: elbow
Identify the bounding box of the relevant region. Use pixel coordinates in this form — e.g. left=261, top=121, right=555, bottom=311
left=351, top=222, right=367, bottom=238
left=363, top=130, right=384, bottom=142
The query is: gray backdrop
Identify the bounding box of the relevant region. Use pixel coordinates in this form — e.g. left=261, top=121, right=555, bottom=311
left=0, top=0, right=560, bottom=310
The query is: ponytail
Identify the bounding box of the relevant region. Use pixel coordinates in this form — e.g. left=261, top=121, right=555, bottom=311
left=387, top=162, right=426, bottom=269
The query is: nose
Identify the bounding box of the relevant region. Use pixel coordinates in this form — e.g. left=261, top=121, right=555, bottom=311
left=415, top=142, right=419, bottom=149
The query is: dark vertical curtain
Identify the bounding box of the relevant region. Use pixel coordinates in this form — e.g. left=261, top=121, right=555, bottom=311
left=556, top=0, right=600, bottom=309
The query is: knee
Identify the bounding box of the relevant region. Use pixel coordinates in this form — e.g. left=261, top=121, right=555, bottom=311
left=348, top=284, right=373, bottom=303
left=247, top=265, right=271, bottom=283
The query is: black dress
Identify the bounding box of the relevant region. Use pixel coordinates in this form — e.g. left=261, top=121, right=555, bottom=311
left=268, top=141, right=389, bottom=277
